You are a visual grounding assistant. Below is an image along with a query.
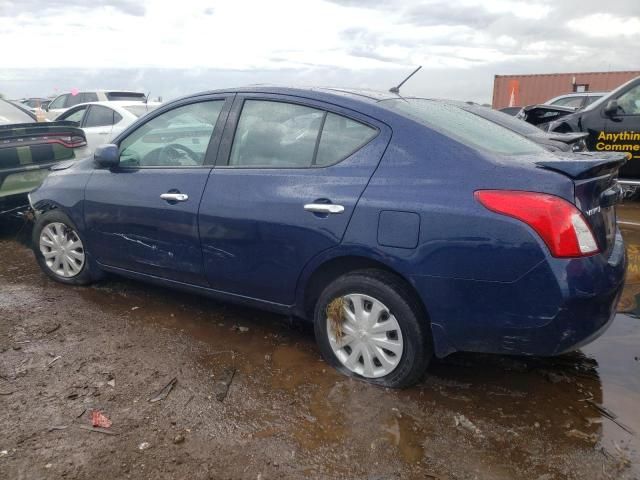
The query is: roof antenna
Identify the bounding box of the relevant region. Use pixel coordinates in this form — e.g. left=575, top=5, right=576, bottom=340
left=389, top=66, right=422, bottom=94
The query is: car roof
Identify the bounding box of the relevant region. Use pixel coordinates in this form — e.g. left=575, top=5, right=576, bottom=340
left=545, top=92, right=606, bottom=102
left=558, top=92, right=605, bottom=96
left=68, top=100, right=160, bottom=108
left=172, top=86, right=403, bottom=104
left=147, top=86, right=504, bottom=126
left=52, top=90, right=145, bottom=97
left=56, top=101, right=161, bottom=121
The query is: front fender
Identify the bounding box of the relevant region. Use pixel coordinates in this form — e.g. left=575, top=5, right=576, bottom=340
left=29, top=169, right=93, bottom=231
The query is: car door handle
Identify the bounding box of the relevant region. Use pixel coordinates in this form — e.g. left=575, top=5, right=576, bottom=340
left=160, top=193, right=189, bottom=202
left=304, top=203, right=344, bottom=214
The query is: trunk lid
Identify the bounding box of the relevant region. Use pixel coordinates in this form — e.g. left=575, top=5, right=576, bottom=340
left=0, top=121, right=87, bottom=169
left=536, top=152, right=627, bottom=254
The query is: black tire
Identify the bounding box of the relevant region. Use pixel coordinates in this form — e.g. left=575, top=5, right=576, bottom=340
left=32, top=209, right=102, bottom=285
left=313, top=269, right=433, bottom=388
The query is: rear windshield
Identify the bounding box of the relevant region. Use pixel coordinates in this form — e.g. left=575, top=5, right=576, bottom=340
left=463, top=105, right=543, bottom=136
left=0, top=100, right=36, bottom=125
left=381, top=98, right=545, bottom=156
left=106, top=92, right=146, bottom=101
left=123, top=104, right=159, bottom=117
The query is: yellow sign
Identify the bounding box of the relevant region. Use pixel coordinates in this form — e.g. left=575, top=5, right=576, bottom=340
left=595, top=131, right=640, bottom=159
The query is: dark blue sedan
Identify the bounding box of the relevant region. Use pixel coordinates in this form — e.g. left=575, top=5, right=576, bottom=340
left=28, top=87, right=627, bottom=388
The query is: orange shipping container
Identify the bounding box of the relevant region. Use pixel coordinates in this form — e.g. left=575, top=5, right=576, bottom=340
left=492, top=71, right=640, bottom=109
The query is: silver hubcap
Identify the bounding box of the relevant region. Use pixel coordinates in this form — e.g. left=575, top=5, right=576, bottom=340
left=39, top=222, right=85, bottom=278
left=327, top=293, right=404, bottom=378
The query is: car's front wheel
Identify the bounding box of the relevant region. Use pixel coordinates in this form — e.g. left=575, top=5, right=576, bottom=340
left=32, top=209, right=101, bottom=285
left=313, top=269, right=432, bottom=388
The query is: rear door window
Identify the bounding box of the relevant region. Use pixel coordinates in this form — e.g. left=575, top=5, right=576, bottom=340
left=65, top=94, right=84, bottom=108
left=229, top=100, right=377, bottom=168
left=84, top=105, right=120, bottom=127
left=58, top=105, right=88, bottom=125
left=80, top=92, right=99, bottom=103
left=315, top=113, right=377, bottom=166
left=230, top=100, right=323, bottom=167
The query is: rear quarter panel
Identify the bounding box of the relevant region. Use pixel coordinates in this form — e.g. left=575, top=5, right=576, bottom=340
left=341, top=115, right=573, bottom=280
left=334, top=115, right=576, bottom=355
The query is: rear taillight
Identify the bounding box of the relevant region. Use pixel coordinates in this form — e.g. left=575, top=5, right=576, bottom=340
left=44, top=134, right=87, bottom=148
left=475, top=190, right=599, bottom=258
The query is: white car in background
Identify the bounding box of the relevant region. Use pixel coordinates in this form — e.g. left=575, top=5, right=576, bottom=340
left=44, top=90, right=148, bottom=120
left=55, top=101, right=161, bottom=151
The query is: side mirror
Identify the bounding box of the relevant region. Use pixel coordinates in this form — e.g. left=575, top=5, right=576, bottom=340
left=94, top=144, right=120, bottom=168
left=604, top=100, right=619, bottom=116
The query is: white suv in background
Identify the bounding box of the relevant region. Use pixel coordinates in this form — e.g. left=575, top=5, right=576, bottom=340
left=44, top=90, right=147, bottom=120
left=55, top=101, right=161, bottom=151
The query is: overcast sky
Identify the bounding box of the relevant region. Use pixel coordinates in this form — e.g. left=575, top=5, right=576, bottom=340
left=1, top=0, right=639, bottom=102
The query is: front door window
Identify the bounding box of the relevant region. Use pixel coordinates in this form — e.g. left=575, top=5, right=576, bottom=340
left=617, top=85, right=640, bottom=115
left=119, top=101, right=224, bottom=167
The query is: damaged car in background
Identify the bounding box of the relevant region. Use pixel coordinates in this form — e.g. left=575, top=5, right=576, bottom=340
left=518, top=76, right=640, bottom=196
left=543, top=76, right=640, bottom=197
left=516, top=103, right=576, bottom=130
left=28, top=87, right=627, bottom=388
left=1, top=98, right=88, bottom=217
left=460, top=102, right=588, bottom=152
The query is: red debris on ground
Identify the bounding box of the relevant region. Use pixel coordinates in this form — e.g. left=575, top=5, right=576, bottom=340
left=91, top=410, right=112, bottom=428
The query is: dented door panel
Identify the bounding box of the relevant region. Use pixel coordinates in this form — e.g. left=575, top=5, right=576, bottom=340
left=84, top=168, right=211, bottom=285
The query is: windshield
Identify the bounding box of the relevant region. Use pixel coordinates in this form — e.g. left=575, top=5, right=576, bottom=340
left=123, top=104, right=160, bottom=118
left=381, top=98, right=545, bottom=156
left=0, top=100, right=36, bottom=125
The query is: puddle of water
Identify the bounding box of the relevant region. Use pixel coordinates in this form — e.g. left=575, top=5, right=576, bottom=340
left=382, top=412, right=425, bottom=464
left=583, top=314, right=640, bottom=469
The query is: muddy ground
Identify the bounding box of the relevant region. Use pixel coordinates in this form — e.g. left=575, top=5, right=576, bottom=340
left=1, top=205, right=639, bottom=480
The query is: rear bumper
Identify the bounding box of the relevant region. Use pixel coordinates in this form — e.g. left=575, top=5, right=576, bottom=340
left=412, top=229, right=627, bottom=357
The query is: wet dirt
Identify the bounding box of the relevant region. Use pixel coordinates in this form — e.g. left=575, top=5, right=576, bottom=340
left=0, top=208, right=639, bottom=480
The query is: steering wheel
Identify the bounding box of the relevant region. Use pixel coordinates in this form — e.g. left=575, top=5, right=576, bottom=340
left=158, top=143, right=200, bottom=166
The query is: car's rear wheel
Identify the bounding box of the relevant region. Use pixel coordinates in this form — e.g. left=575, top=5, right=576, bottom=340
left=313, top=269, right=432, bottom=388
left=32, top=210, right=101, bottom=285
